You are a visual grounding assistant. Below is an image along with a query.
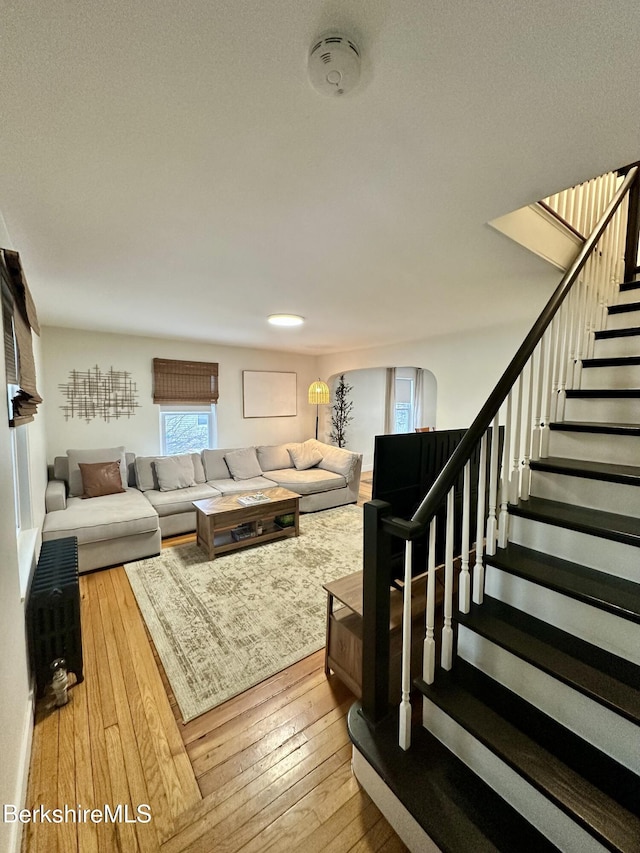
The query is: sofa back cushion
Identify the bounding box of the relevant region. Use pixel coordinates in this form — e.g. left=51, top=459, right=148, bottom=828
left=67, top=446, right=127, bottom=497
left=256, top=444, right=293, bottom=472
left=202, top=448, right=235, bottom=481
left=288, top=443, right=323, bottom=471
left=154, top=455, right=197, bottom=491
left=225, top=447, right=262, bottom=480
left=135, top=453, right=205, bottom=492
left=318, top=444, right=358, bottom=481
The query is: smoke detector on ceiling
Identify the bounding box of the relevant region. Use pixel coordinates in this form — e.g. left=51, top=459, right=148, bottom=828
left=308, top=34, right=361, bottom=97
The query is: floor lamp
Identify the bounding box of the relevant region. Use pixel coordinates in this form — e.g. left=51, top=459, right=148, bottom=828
left=308, top=379, right=330, bottom=440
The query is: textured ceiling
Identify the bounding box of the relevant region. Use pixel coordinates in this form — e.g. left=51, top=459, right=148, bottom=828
left=2, top=0, right=640, bottom=354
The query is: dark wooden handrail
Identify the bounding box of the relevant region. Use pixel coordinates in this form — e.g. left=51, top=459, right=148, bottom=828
left=382, top=165, right=638, bottom=540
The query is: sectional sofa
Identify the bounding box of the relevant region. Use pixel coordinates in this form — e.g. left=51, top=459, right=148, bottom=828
left=42, top=439, right=363, bottom=573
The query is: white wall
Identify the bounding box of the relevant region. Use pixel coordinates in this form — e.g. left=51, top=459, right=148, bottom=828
left=319, top=319, right=536, bottom=433
left=328, top=368, right=387, bottom=469
left=40, top=326, right=320, bottom=459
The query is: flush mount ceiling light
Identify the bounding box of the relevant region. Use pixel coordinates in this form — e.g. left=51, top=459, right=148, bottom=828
left=267, top=313, right=305, bottom=327
left=308, top=34, right=361, bottom=97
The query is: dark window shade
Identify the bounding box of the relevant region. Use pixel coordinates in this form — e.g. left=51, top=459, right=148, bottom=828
left=153, top=358, right=219, bottom=404
left=2, top=284, right=17, bottom=384
left=1, top=250, right=42, bottom=426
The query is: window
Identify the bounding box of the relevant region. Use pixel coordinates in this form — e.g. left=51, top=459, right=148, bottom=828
left=160, top=406, right=216, bottom=455
left=394, top=377, right=414, bottom=433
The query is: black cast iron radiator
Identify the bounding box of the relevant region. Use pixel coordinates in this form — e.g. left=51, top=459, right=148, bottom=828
left=27, top=536, right=84, bottom=697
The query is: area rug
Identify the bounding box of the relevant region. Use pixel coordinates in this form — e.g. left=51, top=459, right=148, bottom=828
left=125, top=504, right=363, bottom=722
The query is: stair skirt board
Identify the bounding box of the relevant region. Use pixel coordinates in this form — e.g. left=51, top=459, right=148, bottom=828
left=529, top=471, right=640, bottom=518
left=548, top=429, right=639, bottom=466
left=457, top=626, right=640, bottom=775
left=421, top=699, right=608, bottom=853
left=508, top=515, right=638, bottom=580
left=593, top=335, right=640, bottom=359
left=580, top=363, right=640, bottom=389
left=484, top=565, right=640, bottom=666
left=607, top=308, right=640, bottom=331
left=563, top=395, right=640, bottom=423
left=351, top=747, right=441, bottom=853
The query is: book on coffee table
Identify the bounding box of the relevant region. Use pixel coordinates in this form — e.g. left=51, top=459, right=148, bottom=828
left=237, top=493, right=271, bottom=506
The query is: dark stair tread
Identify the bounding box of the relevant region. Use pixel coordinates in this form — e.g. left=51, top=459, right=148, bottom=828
left=457, top=596, right=640, bottom=723
left=582, top=355, right=640, bottom=367
left=620, top=281, right=640, bottom=292
left=594, top=325, right=640, bottom=339
left=347, top=703, right=559, bottom=853
left=565, top=388, right=640, bottom=398
left=529, top=456, right=640, bottom=485
left=417, top=665, right=640, bottom=851
left=608, top=301, right=640, bottom=314
left=509, top=496, right=640, bottom=546
left=549, top=420, right=640, bottom=435
left=488, top=542, right=640, bottom=622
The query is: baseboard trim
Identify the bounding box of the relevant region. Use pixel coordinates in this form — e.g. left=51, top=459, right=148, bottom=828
left=6, top=690, right=34, bottom=853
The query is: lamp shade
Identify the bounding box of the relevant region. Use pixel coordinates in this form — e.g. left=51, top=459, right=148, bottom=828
left=308, top=380, right=330, bottom=405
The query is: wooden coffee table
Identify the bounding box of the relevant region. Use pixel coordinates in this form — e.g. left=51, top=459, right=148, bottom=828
left=193, top=486, right=300, bottom=559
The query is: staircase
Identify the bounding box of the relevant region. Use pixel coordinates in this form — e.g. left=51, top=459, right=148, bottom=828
left=350, top=170, right=640, bottom=852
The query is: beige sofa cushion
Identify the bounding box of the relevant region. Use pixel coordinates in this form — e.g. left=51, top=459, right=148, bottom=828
left=263, top=468, right=345, bottom=495
left=256, top=444, right=293, bottom=472
left=43, top=489, right=158, bottom=545
left=202, top=448, right=236, bottom=481
left=144, top=483, right=221, bottom=516
left=155, top=455, right=197, bottom=491
left=225, top=447, right=262, bottom=480
left=67, top=447, right=127, bottom=497
left=318, top=444, right=358, bottom=481
left=135, top=453, right=205, bottom=492
left=206, top=476, right=275, bottom=495
left=289, top=443, right=323, bottom=470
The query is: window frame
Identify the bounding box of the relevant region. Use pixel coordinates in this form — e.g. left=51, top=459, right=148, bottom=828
left=159, top=404, right=217, bottom=456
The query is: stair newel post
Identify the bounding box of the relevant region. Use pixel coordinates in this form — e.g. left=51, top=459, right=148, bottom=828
left=497, top=391, right=512, bottom=549
left=423, top=517, right=437, bottom=684
left=473, top=433, right=488, bottom=605
left=509, top=375, right=523, bottom=506
left=361, top=500, right=393, bottom=725
left=441, top=487, right=455, bottom=671
left=485, top=414, right=500, bottom=556
left=521, top=355, right=535, bottom=500
left=399, top=539, right=413, bottom=750
left=459, top=461, right=471, bottom=613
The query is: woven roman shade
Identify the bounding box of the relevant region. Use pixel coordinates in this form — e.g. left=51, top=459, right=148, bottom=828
left=153, top=358, right=219, bottom=404
left=1, top=250, right=42, bottom=426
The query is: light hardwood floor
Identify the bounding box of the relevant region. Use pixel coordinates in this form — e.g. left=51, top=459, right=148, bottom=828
left=22, top=478, right=409, bottom=852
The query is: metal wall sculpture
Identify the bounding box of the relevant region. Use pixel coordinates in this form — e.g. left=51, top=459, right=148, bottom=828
left=59, top=365, right=139, bottom=422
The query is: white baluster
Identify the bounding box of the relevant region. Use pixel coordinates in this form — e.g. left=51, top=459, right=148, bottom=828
left=539, top=325, right=554, bottom=458
left=473, top=433, right=488, bottom=605
left=548, top=313, right=562, bottom=426
left=509, top=375, right=523, bottom=505
left=441, top=488, right=455, bottom=671
left=459, top=461, right=471, bottom=614
left=485, top=415, right=500, bottom=556
left=521, top=356, right=535, bottom=499
left=423, top=517, right=437, bottom=684
left=497, top=392, right=511, bottom=549
left=531, top=338, right=545, bottom=462
left=399, top=539, right=413, bottom=750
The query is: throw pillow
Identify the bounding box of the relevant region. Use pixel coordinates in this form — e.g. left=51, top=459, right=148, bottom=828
left=67, top=446, right=127, bottom=497
left=154, top=455, right=197, bottom=491
left=318, top=446, right=356, bottom=479
left=225, top=447, right=262, bottom=480
left=79, top=461, right=126, bottom=499
left=289, top=443, right=323, bottom=471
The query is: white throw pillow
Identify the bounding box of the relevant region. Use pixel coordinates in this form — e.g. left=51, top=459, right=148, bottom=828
left=289, top=443, right=323, bottom=471
left=154, top=455, right=197, bottom=491
left=225, top=447, right=262, bottom=480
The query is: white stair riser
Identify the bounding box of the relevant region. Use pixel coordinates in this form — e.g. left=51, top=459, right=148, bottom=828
left=617, top=288, right=640, bottom=306
left=548, top=429, right=640, bottom=466
left=580, top=363, right=640, bottom=389
left=607, top=308, right=640, bottom=330
left=484, top=564, right=640, bottom=666
left=593, top=335, right=640, bottom=359
left=508, top=515, right=638, bottom=581
left=529, top=470, right=640, bottom=518
left=421, top=699, right=608, bottom=853
left=458, top=626, right=640, bottom=774
left=563, top=395, right=640, bottom=423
